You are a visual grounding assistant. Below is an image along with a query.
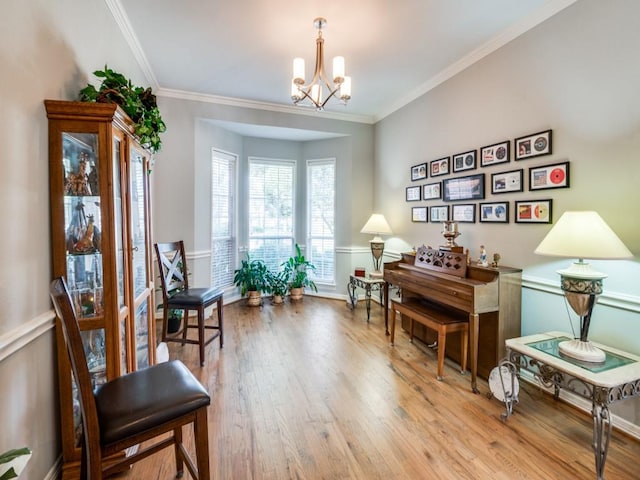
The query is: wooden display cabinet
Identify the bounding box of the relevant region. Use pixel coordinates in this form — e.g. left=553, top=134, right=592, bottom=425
left=45, top=100, right=156, bottom=479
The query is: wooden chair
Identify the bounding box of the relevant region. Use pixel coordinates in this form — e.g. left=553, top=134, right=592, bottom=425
left=49, top=277, right=211, bottom=480
left=155, top=240, right=224, bottom=366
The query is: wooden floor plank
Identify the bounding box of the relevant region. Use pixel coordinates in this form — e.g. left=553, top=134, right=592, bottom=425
left=122, top=296, right=640, bottom=479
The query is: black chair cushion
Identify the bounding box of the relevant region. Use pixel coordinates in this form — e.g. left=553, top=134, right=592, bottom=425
left=168, top=287, right=223, bottom=308
left=95, top=360, right=210, bottom=445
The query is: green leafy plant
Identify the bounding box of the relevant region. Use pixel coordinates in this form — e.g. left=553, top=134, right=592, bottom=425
left=79, top=65, right=166, bottom=153
left=266, top=269, right=290, bottom=297
left=282, top=244, right=317, bottom=292
left=233, top=255, right=269, bottom=296
left=0, top=447, right=31, bottom=480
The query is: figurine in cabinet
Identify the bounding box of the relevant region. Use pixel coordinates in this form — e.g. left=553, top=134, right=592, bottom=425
left=64, top=152, right=92, bottom=196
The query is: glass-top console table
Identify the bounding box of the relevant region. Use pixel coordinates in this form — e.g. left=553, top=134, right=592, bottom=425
left=347, top=275, right=385, bottom=322
left=502, top=332, right=640, bottom=480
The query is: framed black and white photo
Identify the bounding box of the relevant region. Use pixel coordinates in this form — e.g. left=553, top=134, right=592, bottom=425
left=452, top=150, right=477, bottom=173
left=411, top=162, right=427, bottom=181
left=491, top=169, right=523, bottom=194
left=411, top=206, right=428, bottom=222
left=515, top=129, right=552, bottom=160
left=481, top=140, right=510, bottom=167
left=529, top=161, right=570, bottom=190
left=452, top=204, right=476, bottom=223
left=430, top=157, right=450, bottom=177
left=422, top=182, right=441, bottom=200
left=429, top=205, right=449, bottom=223
left=515, top=199, right=553, bottom=223
left=479, top=202, right=509, bottom=223
left=443, top=173, right=485, bottom=201
left=406, top=185, right=421, bottom=202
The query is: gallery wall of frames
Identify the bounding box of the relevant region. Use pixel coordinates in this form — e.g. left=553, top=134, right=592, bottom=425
left=407, top=129, right=569, bottom=225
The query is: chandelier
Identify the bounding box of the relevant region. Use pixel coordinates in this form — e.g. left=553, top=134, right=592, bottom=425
left=291, top=18, right=351, bottom=111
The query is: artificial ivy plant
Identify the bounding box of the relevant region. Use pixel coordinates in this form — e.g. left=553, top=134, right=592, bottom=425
left=79, top=65, right=166, bottom=153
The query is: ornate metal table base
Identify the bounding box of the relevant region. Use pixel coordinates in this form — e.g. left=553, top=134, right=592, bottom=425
left=347, top=275, right=384, bottom=322
left=501, top=334, right=640, bottom=480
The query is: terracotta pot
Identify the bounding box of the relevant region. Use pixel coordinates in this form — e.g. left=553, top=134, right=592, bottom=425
left=289, top=287, right=304, bottom=301
left=272, top=294, right=284, bottom=305
left=247, top=290, right=262, bottom=306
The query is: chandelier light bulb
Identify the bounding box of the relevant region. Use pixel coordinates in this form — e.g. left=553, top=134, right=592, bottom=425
left=333, top=56, right=345, bottom=84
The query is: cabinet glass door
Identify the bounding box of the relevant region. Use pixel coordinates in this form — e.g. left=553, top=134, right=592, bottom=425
left=129, top=148, right=151, bottom=369
left=62, top=132, right=104, bottom=321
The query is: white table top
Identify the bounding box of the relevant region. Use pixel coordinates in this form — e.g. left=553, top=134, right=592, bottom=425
left=506, top=331, right=640, bottom=389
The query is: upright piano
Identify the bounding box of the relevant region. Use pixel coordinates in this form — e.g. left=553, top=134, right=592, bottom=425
left=383, top=249, right=522, bottom=392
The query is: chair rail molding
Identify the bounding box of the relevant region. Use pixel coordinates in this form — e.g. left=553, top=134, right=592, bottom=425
left=0, top=311, right=56, bottom=362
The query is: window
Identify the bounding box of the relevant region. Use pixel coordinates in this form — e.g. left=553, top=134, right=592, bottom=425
left=307, top=159, right=335, bottom=284
left=211, top=149, right=236, bottom=289
left=248, top=157, right=295, bottom=271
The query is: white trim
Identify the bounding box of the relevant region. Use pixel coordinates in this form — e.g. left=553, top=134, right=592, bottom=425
left=157, top=88, right=374, bottom=124
left=522, top=274, right=640, bottom=313
left=106, top=0, right=159, bottom=89
left=0, top=311, right=56, bottom=362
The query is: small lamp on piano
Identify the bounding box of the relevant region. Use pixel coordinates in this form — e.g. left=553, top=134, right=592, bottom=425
left=360, top=214, right=393, bottom=279
left=534, top=211, right=632, bottom=363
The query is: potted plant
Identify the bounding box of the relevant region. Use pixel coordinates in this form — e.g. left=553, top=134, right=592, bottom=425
left=282, top=244, right=318, bottom=301
left=233, top=255, right=269, bottom=306
left=266, top=269, right=289, bottom=305
left=79, top=65, right=166, bottom=153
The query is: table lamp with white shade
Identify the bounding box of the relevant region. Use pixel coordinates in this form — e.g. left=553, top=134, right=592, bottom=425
left=360, top=214, right=393, bottom=278
left=534, top=211, right=632, bottom=363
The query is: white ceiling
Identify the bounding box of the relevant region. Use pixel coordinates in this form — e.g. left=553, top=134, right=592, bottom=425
left=113, top=0, right=577, bottom=130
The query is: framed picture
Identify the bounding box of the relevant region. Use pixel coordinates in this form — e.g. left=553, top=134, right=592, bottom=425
left=452, top=204, right=476, bottom=223
left=429, top=205, right=449, bottom=223
left=481, top=140, right=510, bottom=167
left=411, top=206, right=428, bottom=222
left=515, top=129, right=552, bottom=160
left=406, top=185, right=421, bottom=202
left=411, top=162, right=427, bottom=181
left=452, top=150, right=477, bottom=173
left=479, top=202, right=509, bottom=223
left=422, top=182, right=441, bottom=200
left=515, top=199, right=553, bottom=223
left=491, top=169, right=523, bottom=194
left=443, top=173, right=485, bottom=201
left=430, top=157, right=450, bottom=177
left=529, top=161, right=570, bottom=191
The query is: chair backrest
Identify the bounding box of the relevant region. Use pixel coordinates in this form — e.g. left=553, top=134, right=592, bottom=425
left=49, top=277, right=102, bottom=458
left=155, top=241, right=190, bottom=303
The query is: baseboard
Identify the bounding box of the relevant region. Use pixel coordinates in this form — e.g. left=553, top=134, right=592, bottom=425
left=519, top=371, right=640, bottom=440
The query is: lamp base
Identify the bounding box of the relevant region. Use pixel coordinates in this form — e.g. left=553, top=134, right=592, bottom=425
left=558, top=339, right=606, bottom=363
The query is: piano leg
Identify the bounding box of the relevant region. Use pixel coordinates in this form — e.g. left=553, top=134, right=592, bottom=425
left=383, top=282, right=390, bottom=335
left=469, top=312, right=479, bottom=393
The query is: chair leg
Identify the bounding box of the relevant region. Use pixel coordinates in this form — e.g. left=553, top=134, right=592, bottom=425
left=194, top=407, right=211, bottom=480
left=389, top=307, right=396, bottom=345
left=174, top=426, right=184, bottom=477
left=181, top=309, right=189, bottom=346
left=162, top=308, right=170, bottom=343
left=217, top=297, right=224, bottom=348
left=198, top=307, right=206, bottom=367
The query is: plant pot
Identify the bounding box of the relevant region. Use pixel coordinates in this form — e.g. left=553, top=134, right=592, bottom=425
left=167, top=315, right=182, bottom=334
left=289, top=287, right=304, bottom=301
left=272, top=294, right=284, bottom=305
left=247, top=290, right=262, bottom=307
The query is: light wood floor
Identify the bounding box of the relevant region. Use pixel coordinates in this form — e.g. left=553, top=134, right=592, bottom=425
left=127, top=296, right=640, bottom=479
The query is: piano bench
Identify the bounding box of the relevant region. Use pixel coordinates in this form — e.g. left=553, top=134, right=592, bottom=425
left=389, top=298, right=469, bottom=380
